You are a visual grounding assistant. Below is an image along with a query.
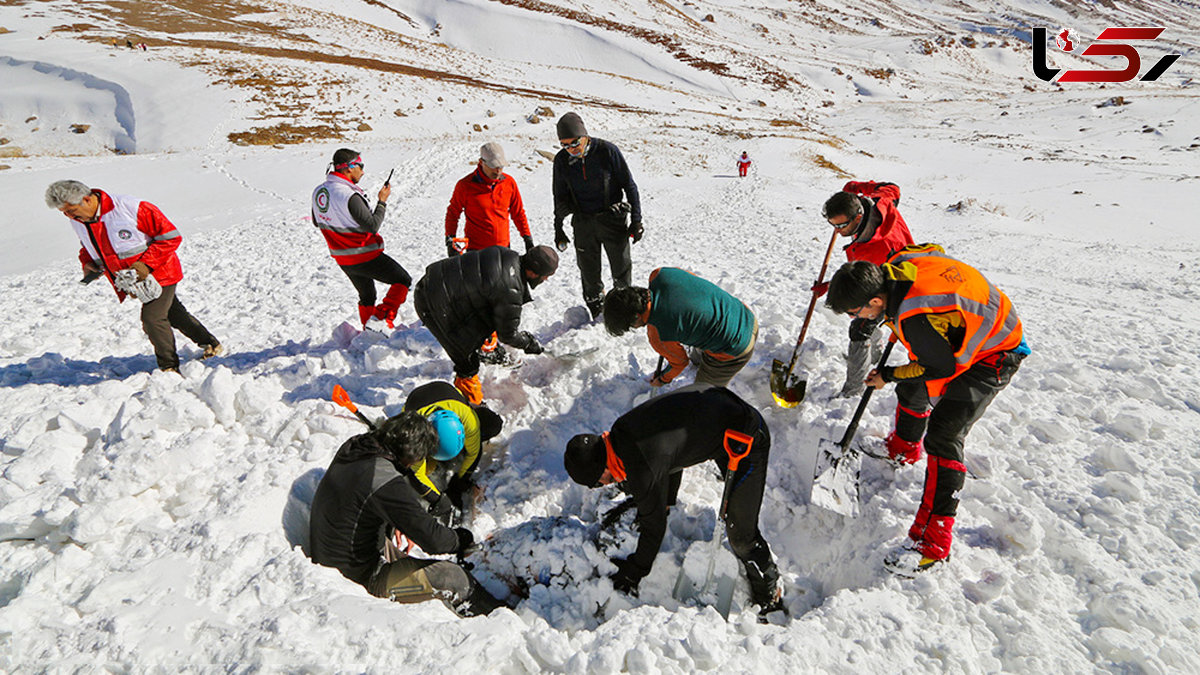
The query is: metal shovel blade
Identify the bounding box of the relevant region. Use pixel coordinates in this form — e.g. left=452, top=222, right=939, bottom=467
left=769, top=358, right=806, bottom=408
left=810, top=437, right=861, bottom=517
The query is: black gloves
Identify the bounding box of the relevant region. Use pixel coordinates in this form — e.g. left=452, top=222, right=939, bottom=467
left=554, top=224, right=570, bottom=252
left=447, top=475, right=476, bottom=511
left=628, top=221, right=644, bottom=244
left=445, top=236, right=460, bottom=257
left=610, top=556, right=643, bottom=596
left=522, top=235, right=535, bottom=252
left=429, top=492, right=454, bottom=525
left=454, top=527, right=478, bottom=555
left=516, top=331, right=543, bottom=355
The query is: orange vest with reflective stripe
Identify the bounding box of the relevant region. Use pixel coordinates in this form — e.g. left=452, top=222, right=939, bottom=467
left=888, top=245, right=1023, bottom=397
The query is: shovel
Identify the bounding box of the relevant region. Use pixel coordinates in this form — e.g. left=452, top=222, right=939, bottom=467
left=332, top=384, right=376, bottom=430
left=770, top=229, right=840, bottom=408
left=672, top=429, right=754, bottom=618
left=809, top=340, right=895, bottom=517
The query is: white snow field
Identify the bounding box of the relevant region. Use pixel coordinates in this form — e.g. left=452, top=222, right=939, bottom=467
left=1, top=0, right=1198, bottom=671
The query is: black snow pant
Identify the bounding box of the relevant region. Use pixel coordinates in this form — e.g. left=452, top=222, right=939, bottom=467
left=905, top=349, right=1025, bottom=529
left=366, top=556, right=504, bottom=617
left=339, top=254, right=412, bottom=307
left=141, top=284, right=218, bottom=370
left=571, top=210, right=631, bottom=305
left=721, top=421, right=778, bottom=605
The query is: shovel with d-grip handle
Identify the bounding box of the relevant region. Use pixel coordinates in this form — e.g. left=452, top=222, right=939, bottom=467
left=672, top=429, right=754, bottom=619
left=770, top=228, right=840, bottom=408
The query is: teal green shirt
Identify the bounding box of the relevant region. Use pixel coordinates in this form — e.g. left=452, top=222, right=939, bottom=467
left=647, top=268, right=755, bottom=355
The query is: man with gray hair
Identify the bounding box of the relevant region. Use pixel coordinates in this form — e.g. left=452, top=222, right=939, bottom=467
left=45, top=180, right=221, bottom=372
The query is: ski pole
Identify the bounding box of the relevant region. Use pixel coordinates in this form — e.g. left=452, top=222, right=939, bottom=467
left=332, top=385, right=376, bottom=430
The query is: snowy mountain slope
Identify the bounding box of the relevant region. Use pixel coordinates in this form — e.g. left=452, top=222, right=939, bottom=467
left=2, top=0, right=1200, bottom=672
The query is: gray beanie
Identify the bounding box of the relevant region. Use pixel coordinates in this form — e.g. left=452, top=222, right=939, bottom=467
left=556, top=112, right=588, bottom=140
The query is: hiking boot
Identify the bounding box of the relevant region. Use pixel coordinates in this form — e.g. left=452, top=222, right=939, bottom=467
left=585, top=297, right=603, bottom=320
left=375, top=284, right=409, bottom=329
left=454, top=374, right=483, bottom=405
left=200, top=343, right=224, bottom=360
left=478, top=343, right=509, bottom=365
left=755, top=586, right=787, bottom=624
left=885, top=432, right=923, bottom=465
left=883, top=541, right=948, bottom=578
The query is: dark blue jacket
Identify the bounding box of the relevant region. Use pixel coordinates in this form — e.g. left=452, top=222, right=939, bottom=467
left=552, top=138, right=642, bottom=227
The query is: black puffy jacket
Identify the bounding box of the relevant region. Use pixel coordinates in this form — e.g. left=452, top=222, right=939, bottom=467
left=413, top=246, right=534, bottom=364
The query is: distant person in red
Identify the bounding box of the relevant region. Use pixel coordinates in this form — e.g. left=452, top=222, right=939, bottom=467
left=737, top=152, right=752, bottom=177
left=445, top=142, right=534, bottom=256
left=817, top=180, right=915, bottom=397
left=45, top=179, right=222, bottom=372
left=445, top=142, right=536, bottom=363
left=312, top=148, right=411, bottom=329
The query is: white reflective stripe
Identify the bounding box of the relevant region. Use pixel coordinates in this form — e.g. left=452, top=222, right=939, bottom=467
left=314, top=222, right=369, bottom=234
left=899, top=292, right=958, bottom=312
left=899, top=286, right=1013, bottom=367
left=151, top=231, right=180, bottom=241
left=330, top=243, right=383, bottom=256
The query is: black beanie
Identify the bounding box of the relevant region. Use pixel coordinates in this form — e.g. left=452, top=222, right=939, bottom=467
left=521, top=245, right=559, bottom=277
left=556, top=112, right=588, bottom=140
left=332, top=148, right=360, bottom=168
left=564, top=434, right=606, bottom=487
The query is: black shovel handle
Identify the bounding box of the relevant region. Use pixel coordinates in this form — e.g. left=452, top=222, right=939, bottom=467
left=836, top=340, right=896, bottom=449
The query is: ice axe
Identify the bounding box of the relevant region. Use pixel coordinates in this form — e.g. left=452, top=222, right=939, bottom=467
left=809, top=340, right=896, bottom=517
left=770, top=228, right=840, bottom=408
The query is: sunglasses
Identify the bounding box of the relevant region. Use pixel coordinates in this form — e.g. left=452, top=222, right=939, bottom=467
left=560, top=138, right=583, bottom=149
left=346, top=161, right=364, bottom=170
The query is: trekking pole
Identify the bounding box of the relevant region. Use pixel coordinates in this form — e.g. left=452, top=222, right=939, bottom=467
left=332, top=385, right=376, bottom=430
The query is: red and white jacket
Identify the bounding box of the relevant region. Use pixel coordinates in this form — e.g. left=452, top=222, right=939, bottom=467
left=312, top=173, right=385, bottom=265
left=72, top=190, right=183, bottom=302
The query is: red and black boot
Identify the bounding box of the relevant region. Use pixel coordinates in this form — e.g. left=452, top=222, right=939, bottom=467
left=375, top=284, right=409, bottom=329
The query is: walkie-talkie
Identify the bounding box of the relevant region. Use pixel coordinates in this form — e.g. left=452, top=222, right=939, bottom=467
left=385, top=168, right=394, bottom=186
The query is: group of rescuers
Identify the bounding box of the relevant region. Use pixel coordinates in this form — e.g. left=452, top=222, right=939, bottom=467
left=45, top=112, right=1028, bottom=622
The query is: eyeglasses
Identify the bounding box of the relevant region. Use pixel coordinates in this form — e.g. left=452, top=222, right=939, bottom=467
left=560, top=138, right=583, bottom=149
